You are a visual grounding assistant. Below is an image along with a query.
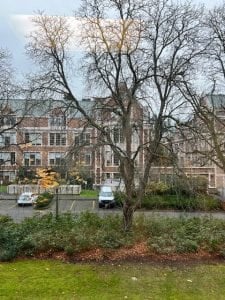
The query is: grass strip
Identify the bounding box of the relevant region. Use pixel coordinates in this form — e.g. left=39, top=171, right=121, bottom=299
left=1, top=260, right=225, bottom=299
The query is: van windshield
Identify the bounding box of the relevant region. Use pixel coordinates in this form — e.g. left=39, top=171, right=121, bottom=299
left=100, top=192, right=112, bottom=197
left=19, top=195, right=30, bottom=200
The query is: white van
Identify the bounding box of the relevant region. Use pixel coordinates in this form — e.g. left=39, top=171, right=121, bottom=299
left=98, top=186, right=115, bottom=208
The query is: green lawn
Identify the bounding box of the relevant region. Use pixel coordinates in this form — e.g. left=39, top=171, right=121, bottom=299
left=79, top=189, right=98, bottom=198
left=0, top=185, right=7, bottom=193
left=1, top=260, right=225, bottom=299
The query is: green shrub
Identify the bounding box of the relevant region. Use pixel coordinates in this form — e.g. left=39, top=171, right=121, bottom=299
left=64, top=244, right=75, bottom=256
left=196, top=195, right=222, bottom=211
left=168, top=176, right=208, bottom=196
left=141, top=194, right=220, bottom=211
left=96, top=215, right=128, bottom=249
left=190, top=176, right=208, bottom=194
left=76, top=211, right=103, bottom=229
left=2, top=212, right=225, bottom=261
left=175, top=238, right=198, bottom=253
left=145, top=181, right=170, bottom=195
left=0, top=215, right=14, bottom=224
left=114, top=191, right=125, bottom=207
left=146, top=217, right=225, bottom=254
left=34, top=192, right=54, bottom=209
left=19, top=236, right=36, bottom=256
left=0, top=224, right=19, bottom=261
left=143, top=176, right=210, bottom=210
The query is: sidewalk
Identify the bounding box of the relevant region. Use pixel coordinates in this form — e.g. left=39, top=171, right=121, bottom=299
left=134, top=210, right=225, bottom=219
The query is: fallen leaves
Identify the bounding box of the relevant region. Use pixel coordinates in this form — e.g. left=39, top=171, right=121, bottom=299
left=28, top=244, right=222, bottom=265
left=131, top=277, right=138, bottom=281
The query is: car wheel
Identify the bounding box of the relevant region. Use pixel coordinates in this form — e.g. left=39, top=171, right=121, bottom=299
left=99, top=203, right=103, bottom=208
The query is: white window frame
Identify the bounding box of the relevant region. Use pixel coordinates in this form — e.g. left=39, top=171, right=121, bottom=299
left=49, top=115, right=66, bottom=128
left=84, top=153, right=91, bottom=166
left=74, top=132, right=91, bottom=146
left=0, top=152, right=16, bottom=165
left=24, top=152, right=41, bottom=166
left=49, top=133, right=67, bottom=146
left=48, top=152, right=65, bottom=166
left=24, top=132, right=42, bottom=146
left=0, top=132, right=16, bottom=146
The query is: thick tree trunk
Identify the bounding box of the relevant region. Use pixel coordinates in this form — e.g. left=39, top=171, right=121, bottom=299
left=123, top=203, right=135, bottom=232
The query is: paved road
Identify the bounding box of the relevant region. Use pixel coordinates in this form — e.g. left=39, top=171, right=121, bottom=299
left=0, top=198, right=99, bottom=222
left=1, top=197, right=225, bottom=222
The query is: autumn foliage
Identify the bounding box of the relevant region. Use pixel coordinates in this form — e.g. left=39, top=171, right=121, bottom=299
left=36, top=168, right=59, bottom=189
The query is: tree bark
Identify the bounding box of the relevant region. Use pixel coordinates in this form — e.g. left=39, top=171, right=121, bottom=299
left=123, top=202, right=134, bottom=232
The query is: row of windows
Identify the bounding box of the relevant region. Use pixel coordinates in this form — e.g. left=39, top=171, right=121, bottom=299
left=24, top=152, right=66, bottom=167
left=25, top=132, right=92, bottom=147
left=0, top=128, right=140, bottom=147
left=25, top=132, right=67, bottom=146
left=0, top=132, right=131, bottom=147
left=23, top=152, right=92, bottom=167
left=111, top=128, right=140, bottom=144
left=0, top=115, right=139, bottom=145
left=0, top=152, right=92, bottom=167
left=0, top=151, right=120, bottom=168
left=0, top=132, right=92, bottom=147
left=0, top=115, right=66, bottom=128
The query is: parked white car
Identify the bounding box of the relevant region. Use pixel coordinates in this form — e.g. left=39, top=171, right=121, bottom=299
left=17, top=192, right=38, bottom=206
left=98, top=186, right=115, bottom=208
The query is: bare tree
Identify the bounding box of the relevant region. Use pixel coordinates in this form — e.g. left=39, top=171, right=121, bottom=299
left=0, top=49, right=20, bottom=170
left=178, top=91, right=225, bottom=175
left=206, top=3, right=225, bottom=89
left=0, top=49, right=42, bottom=178
left=177, top=2, right=225, bottom=176
left=26, top=0, right=203, bottom=230
left=0, top=49, right=14, bottom=100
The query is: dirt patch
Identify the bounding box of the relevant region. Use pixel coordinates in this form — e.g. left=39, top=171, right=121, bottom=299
left=29, top=242, right=225, bottom=266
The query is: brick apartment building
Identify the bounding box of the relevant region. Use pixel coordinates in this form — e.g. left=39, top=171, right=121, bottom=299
left=1, top=95, right=225, bottom=191
left=0, top=98, right=146, bottom=186
left=161, top=94, right=225, bottom=191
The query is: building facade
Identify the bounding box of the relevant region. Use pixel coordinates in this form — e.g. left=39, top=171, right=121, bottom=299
left=1, top=95, right=225, bottom=191
left=0, top=98, right=146, bottom=186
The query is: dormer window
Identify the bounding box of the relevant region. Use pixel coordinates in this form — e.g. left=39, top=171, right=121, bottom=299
left=0, top=115, right=16, bottom=127
left=49, top=108, right=66, bottom=128
left=49, top=116, right=66, bottom=127
left=0, top=105, right=16, bottom=128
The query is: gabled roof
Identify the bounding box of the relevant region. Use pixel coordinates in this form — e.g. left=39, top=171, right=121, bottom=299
left=0, top=99, right=94, bottom=118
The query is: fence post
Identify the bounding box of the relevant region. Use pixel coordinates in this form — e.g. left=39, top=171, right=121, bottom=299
left=56, top=188, right=59, bottom=219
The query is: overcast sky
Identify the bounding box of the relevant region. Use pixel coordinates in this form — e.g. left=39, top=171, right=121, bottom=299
left=0, top=0, right=224, bottom=98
